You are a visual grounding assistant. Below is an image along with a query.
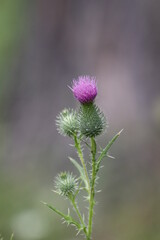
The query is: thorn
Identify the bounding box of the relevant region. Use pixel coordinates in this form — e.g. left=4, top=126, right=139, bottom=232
left=107, top=154, right=115, bottom=159
left=100, top=165, right=104, bottom=169
left=68, top=85, right=73, bottom=91
left=41, top=201, right=47, bottom=205
left=118, top=128, right=124, bottom=136
left=96, top=189, right=102, bottom=193
left=76, top=230, right=81, bottom=236
left=10, top=233, right=14, bottom=240
left=68, top=208, right=70, bottom=215
left=69, top=144, right=74, bottom=147
left=52, top=190, right=59, bottom=194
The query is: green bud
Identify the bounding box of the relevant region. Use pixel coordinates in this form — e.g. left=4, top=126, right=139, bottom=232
left=78, top=103, right=106, bottom=138
left=56, top=109, right=78, bottom=137
left=55, top=172, right=78, bottom=197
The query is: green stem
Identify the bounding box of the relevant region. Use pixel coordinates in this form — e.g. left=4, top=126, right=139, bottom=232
left=74, top=135, right=90, bottom=193
left=87, top=137, right=97, bottom=239
left=70, top=197, right=87, bottom=236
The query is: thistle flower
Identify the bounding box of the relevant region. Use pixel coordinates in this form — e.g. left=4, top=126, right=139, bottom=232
left=56, top=109, right=78, bottom=137
left=78, top=103, right=106, bottom=137
left=55, top=172, right=78, bottom=197
left=71, top=76, right=97, bottom=104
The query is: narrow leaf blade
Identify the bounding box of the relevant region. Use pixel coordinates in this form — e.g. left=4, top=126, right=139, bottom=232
left=69, top=157, right=88, bottom=189
left=96, top=129, right=123, bottom=172
left=42, top=202, right=81, bottom=229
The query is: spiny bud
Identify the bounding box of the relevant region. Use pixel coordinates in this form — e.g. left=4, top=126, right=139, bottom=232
left=56, top=109, right=78, bottom=137
left=55, top=172, right=78, bottom=197
left=78, top=103, right=106, bottom=138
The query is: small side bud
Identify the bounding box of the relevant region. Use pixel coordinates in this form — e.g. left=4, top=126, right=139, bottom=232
left=78, top=103, right=106, bottom=138
left=56, top=109, right=78, bottom=137
left=55, top=172, right=78, bottom=198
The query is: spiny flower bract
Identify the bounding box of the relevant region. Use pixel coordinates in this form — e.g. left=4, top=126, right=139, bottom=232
left=56, top=109, right=78, bottom=137
left=78, top=103, right=106, bottom=137
left=71, top=76, right=97, bottom=104
left=55, top=172, right=78, bottom=197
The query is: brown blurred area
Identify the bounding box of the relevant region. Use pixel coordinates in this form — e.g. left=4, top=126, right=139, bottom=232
left=0, top=1, right=160, bottom=239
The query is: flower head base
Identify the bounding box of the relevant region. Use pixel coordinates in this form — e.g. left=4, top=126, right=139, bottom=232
left=71, top=76, right=97, bottom=104
left=78, top=103, right=106, bottom=137
left=56, top=109, right=78, bottom=137
left=55, top=172, right=78, bottom=198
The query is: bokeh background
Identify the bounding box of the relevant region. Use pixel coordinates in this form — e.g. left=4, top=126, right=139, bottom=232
left=0, top=0, right=160, bottom=239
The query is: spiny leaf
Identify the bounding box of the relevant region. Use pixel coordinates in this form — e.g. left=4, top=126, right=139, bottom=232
left=69, top=157, right=88, bottom=190
left=96, top=129, right=123, bottom=173
left=74, top=180, right=82, bottom=198
left=42, top=202, right=81, bottom=230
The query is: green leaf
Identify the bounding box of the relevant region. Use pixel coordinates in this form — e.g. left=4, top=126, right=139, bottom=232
left=10, top=234, right=14, bottom=240
left=42, top=202, right=82, bottom=230
left=96, top=129, right=123, bottom=173
left=69, top=157, right=88, bottom=190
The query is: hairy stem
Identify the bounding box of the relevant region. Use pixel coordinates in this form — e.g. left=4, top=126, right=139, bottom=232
left=74, top=135, right=90, bottom=193
left=70, top=197, right=87, bottom=236
left=87, top=137, right=97, bottom=239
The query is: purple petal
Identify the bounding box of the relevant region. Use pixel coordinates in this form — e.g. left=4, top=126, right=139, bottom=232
left=71, top=76, right=97, bottom=103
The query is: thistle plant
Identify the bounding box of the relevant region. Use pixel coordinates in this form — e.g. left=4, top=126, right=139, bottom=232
left=43, top=76, right=123, bottom=239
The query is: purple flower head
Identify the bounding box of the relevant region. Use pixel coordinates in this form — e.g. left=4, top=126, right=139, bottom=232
left=71, top=76, right=97, bottom=104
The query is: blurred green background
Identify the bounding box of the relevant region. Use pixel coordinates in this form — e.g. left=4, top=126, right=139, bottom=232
left=0, top=0, right=160, bottom=239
